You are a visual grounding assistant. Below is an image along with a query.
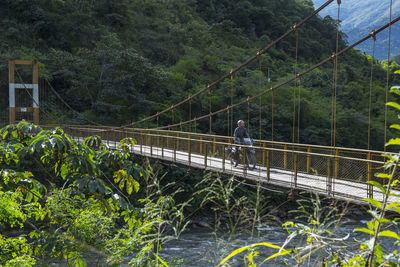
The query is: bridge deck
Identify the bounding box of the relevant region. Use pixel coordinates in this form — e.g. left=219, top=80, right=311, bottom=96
left=127, top=143, right=400, bottom=205
left=65, top=127, right=399, bottom=205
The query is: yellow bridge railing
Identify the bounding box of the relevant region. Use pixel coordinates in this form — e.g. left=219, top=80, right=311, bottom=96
left=46, top=125, right=397, bottom=204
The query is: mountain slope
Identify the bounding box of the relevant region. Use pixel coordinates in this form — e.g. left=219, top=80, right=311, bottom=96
left=0, top=0, right=398, bottom=149
left=312, top=0, right=400, bottom=59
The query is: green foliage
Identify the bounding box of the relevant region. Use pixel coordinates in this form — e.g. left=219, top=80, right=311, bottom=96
left=105, top=160, right=189, bottom=266
left=45, top=33, right=166, bottom=125
left=221, top=91, right=400, bottom=266
left=113, top=169, right=139, bottom=195
left=0, top=189, right=26, bottom=228
left=64, top=250, right=87, bottom=267
left=69, top=202, right=115, bottom=245
left=195, top=173, right=248, bottom=234
left=0, top=122, right=186, bottom=266
left=219, top=242, right=291, bottom=266
left=1, top=0, right=393, bottom=149
left=0, top=234, right=36, bottom=266
left=346, top=91, right=400, bottom=266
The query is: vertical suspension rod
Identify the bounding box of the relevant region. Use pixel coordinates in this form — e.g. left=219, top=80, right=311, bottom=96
left=230, top=70, right=234, bottom=137
left=247, top=97, right=250, bottom=134
left=258, top=52, right=263, bottom=140
left=368, top=32, right=376, bottom=150
left=208, top=85, right=212, bottom=134
left=384, top=0, right=393, bottom=152
left=292, top=27, right=299, bottom=145
left=189, top=96, right=192, bottom=132
left=331, top=0, right=341, bottom=148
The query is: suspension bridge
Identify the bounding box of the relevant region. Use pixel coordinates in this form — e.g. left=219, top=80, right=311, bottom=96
left=4, top=0, right=400, bottom=204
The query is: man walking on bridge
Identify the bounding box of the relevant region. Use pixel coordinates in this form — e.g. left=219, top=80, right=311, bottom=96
left=231, top=120, right=256, bottom=169
left=234, top=120, right=250, bottom=145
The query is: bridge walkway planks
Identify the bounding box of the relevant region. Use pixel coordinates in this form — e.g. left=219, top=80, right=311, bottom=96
left=129, top=143, right=400, bottom=205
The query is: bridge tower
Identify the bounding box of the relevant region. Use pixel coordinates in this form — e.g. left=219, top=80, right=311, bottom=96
left=9, top=60, right=39, bottom=125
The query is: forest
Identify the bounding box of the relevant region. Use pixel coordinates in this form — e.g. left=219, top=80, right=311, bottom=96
left=1, top=0, right=400, bottom=266
left=0, top=0, right=399, bottom=149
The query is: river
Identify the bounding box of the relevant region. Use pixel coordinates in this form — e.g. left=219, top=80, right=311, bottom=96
left=159, top=218, right=396, bottom=266
left=39, top=215, right=398, bottom=266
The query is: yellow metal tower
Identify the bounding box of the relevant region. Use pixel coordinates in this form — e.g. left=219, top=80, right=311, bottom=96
left=9, top=60, right=39, bottom=125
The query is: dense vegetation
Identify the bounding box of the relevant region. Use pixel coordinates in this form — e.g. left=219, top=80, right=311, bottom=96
left=1, top=115, right=400, bottom=265
left=1, top=1, right=400, bottom=265
left=0, top=121, right=192, bottom=266
left=0, top=0, right=399, bottom=150
left=221, top=86, right=400, bottom=266
left=0, top=120, right=307, bottom=266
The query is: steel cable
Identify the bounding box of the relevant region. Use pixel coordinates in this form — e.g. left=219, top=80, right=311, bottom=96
left=331, top=0, right=341, bottom=148
left=384, top=0, right=393, bottom=152
left=153, top=16, right=400, bottom=131
left=42, top=78, right=104, bottom=126
left=258, top=53, right=263, bottom=140
left=123, top=0, right=336, bottom=129
left=368, top=32, right=376, bottom=150
left=35, top=0, right=338, bottom=133
left=292, top=27, right=299, bottom=145
left=14, top=66, right=59, bottom=124
left=230, top=70, right=234, bottom=137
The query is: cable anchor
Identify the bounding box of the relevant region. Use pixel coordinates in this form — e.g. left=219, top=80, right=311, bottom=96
left=370, top=30, right=376, bottom=41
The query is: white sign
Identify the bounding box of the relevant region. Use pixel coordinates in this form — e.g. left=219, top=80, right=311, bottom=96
left=21, top=107, right=27, bottom=112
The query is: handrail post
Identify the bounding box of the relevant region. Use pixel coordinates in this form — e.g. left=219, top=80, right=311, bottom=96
left=262, top=142, right=266, bottom=166
left=204, top=143, right=207, bottom=168
left=157, top=130, right=160, bottom=148
left=284, top=145, right=288, bottom=169
left=162, top=135, right=165, bottom=159
left=147, top=130, right=150, bottom=148
left=119, top=129, right=121, bottom=147
left=222, top=144, right=225, bottom=172
left=333, top=149, right=339, bottom=196
left=177, top=132, right=180, bottom=151
left=174, top=136, right=177, bottom=162
left=213, top=137, right=216, bottom=154
left=150, top=134, right=153, bottom=156
left=113, top=129, right=117, bottom=148
left=140, top=132, right=143, bottom=155
left=200, top=136, right=203, bottom=154
left=117, top=130, right=120, bottom=147
left=129, top=130, right=133, bottom=153
left=188, top=134, right=191, bottom=166
left=367, top=152, right=373, bottom=199
left=306, top=147, right=311, bottom=173
left=327, top=157, right=332, bottom=195
left=107, top=130, right=110, bottom=147
left=266, top=150, right=270, bottom=181
left=166, top=132, right=169, bottom=149
left=334, top=149, right=339, bottom=180
left=294, top=153, right=298, bottom=187
left=243, top=146, right=247, bottom=175
left=125, top=129, right=128, bottom=146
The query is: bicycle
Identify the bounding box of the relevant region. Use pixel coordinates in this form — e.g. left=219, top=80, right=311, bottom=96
left=225, top=138, right=256, bottom=170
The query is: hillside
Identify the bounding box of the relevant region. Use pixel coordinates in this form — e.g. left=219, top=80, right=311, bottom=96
left=0, top=0, right=399, bottom=150
left=312, top=0, right=400, bottom=59
left=0, top=0, right=342, bottom=122
left=2, top=2, right=400, bottom=266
